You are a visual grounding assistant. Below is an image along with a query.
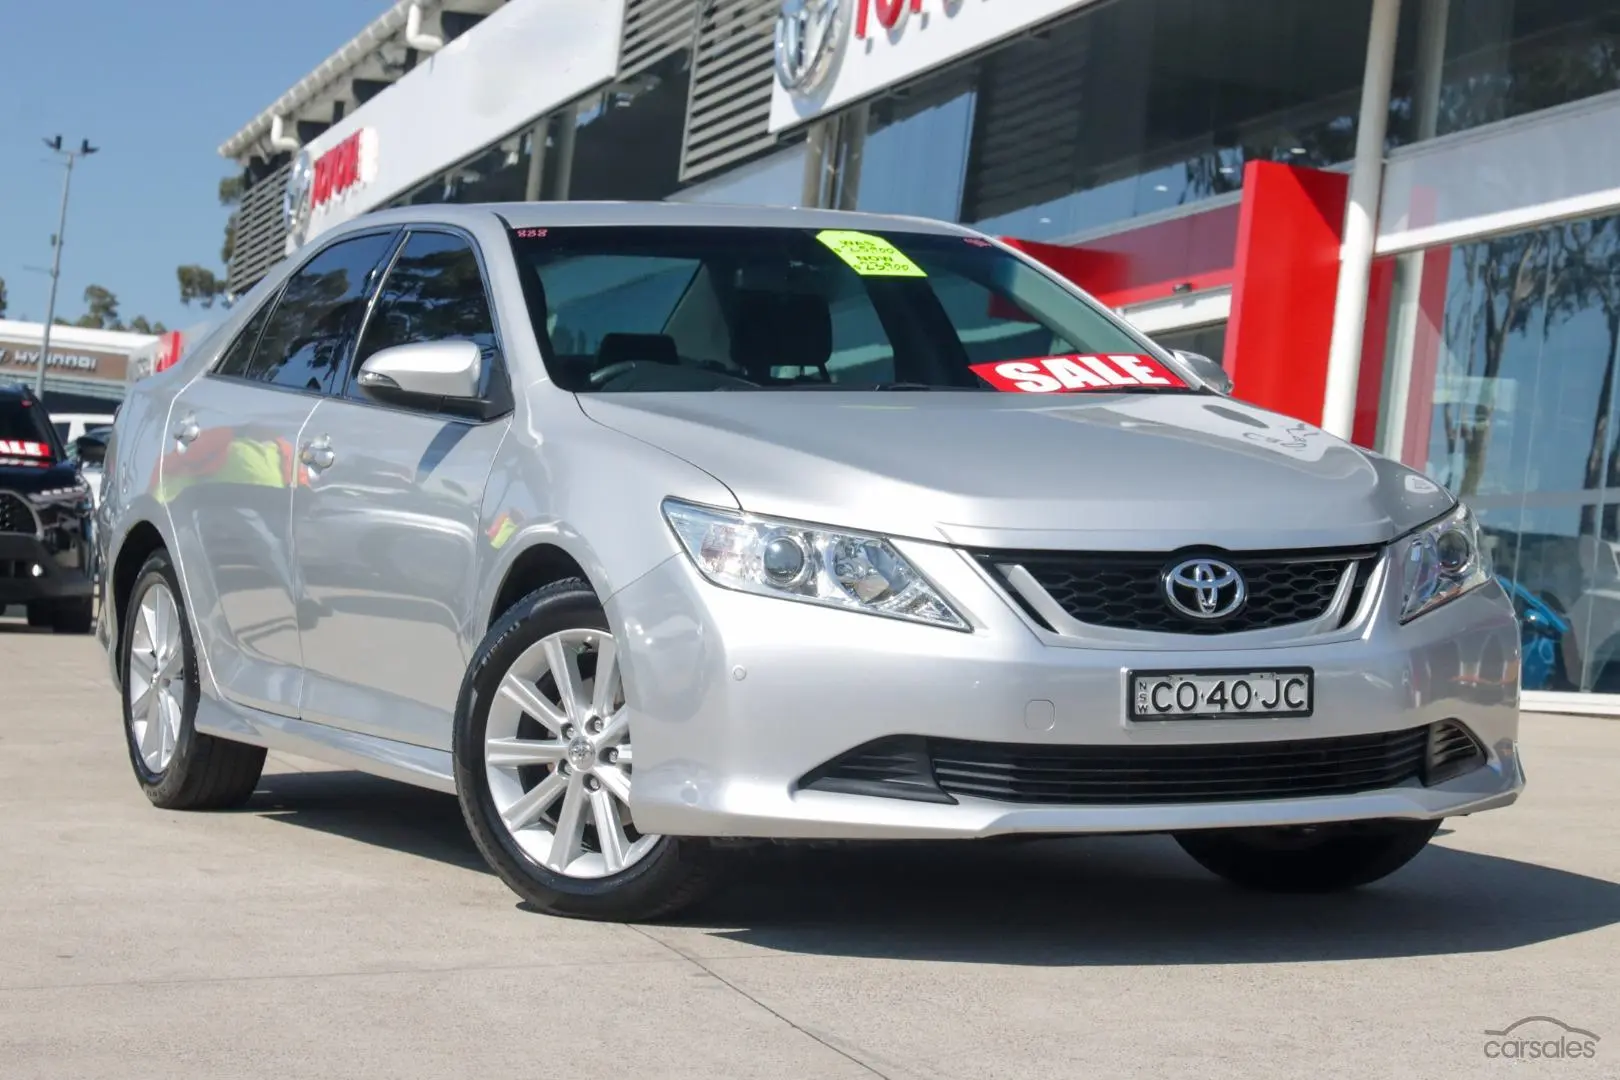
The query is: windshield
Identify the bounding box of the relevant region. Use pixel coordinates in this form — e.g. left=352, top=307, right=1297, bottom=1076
left=0, top=398, right=61, bottom=466
left=507, top=226, right=1197, bottom=395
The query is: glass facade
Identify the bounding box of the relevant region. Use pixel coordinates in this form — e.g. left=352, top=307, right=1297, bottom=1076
left=1152, top=322, right=1229, bottom=367
left=954, top=0, right=1394, bottom=242
left=854, top=73, right=978, bottom=222
left=386, top=52, right=693, bottom=210
left=1391, top=210, right=1620, bottom=693
left=1390, top=0, right=1620, bottom=146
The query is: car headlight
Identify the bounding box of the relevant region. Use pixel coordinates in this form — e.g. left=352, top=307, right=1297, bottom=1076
left=661, top=499, right=970, bottom=630
left=1399, top=503, right=1491, bottom=622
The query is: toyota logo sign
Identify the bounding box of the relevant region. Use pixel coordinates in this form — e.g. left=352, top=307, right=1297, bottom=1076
left=1163, top=558, right=1247, bottom=621
left=775, top=0, right=850, bottom=96
left=282, top=148, right=314, bottom=242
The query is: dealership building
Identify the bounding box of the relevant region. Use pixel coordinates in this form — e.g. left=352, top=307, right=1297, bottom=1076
left=219, top=0, right=1620, bottom=712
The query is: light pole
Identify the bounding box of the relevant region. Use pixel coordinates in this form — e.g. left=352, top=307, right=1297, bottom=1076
left=35, top=136, right=98, bottom=397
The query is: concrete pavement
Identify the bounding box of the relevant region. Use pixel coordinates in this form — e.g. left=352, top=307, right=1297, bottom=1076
left=1, top=617, right=1617, bottom=1079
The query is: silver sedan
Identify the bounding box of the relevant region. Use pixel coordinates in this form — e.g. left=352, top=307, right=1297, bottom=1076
left=94, top=202, right=1523, bottom=920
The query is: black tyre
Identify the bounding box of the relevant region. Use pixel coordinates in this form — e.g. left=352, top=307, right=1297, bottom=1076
left=121, top=550, right=266, bottom=810
left=24, top=602, right=52, bottom=629
left=1175, top=818, right=1442, bottom=892
left=453, top=577, right=715, bottom=921
left=50, top=596, right=94, bottom=635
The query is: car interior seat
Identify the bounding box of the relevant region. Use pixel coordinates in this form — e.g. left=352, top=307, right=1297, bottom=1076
left=729, top=291, right=833, bottom=384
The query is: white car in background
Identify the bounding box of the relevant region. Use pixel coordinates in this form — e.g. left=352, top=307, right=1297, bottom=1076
left=52, top=413, right=116, bottom=446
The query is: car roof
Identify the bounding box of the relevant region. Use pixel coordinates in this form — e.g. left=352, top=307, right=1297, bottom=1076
left=322, top=200, right=981, bottom=240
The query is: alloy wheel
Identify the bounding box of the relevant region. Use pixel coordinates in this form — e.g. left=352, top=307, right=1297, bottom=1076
left=484, top=627, right=657, bottom=879
left=128, top=581, right=186, bottom=774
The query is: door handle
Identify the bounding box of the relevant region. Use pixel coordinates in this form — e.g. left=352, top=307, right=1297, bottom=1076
left=300, top=436, right=336, bottom=471
left=173, top=415, right=200, bottom=448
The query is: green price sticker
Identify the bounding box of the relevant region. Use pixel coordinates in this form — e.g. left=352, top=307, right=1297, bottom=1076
left=816, top=230, right=928, bottom=278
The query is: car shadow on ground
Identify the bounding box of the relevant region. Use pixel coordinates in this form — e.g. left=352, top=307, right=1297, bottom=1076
left=245, top=767, right=1620, bottom=966
left=246, top=767, right=490, bottom=874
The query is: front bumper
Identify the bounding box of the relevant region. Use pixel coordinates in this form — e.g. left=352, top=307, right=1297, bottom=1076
left=0, top=533, right=94, bottom=605
left=608, top=542, right=1523, bottom=840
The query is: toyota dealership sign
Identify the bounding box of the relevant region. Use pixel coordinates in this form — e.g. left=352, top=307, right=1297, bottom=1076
left=769, top=0, right=1101, bottom=132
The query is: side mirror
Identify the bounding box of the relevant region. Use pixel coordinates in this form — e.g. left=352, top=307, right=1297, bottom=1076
left=1173, top=349, right=1233, bottom=395
left=74, top=434, right=107, bottom=466
left=356, top=340, right=482, bottom=402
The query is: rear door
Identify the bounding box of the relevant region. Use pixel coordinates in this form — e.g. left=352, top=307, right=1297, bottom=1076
left=162, top=229, right=399, bottom=716
left=292, top=227, right=513, bottom=748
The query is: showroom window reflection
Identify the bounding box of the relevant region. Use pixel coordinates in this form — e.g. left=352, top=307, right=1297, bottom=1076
left=1391, top=210, right=1620, bottom=694
left=1389, top=0, right=1620, bottom=146
left=961, top=0, right=1397, bottom=242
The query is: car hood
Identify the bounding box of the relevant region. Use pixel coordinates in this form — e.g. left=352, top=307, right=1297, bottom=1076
left=576, top=392, right=1454, bottom=551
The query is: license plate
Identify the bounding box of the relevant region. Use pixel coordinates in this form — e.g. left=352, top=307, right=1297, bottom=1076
left=1129, top=669, right=1313, bottom=720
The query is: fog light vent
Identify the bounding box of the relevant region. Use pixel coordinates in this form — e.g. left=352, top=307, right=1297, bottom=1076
left=1424, top=720, right=1487, bottom=785
left=798, top=736, right=955, bottom=804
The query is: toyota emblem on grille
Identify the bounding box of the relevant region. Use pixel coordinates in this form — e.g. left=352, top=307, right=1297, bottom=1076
left=1163, top=558, right=1246, bottom=620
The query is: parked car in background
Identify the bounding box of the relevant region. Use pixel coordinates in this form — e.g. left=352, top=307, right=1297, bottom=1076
left=94, top=203, right=1524, bottom=921
left=51, top=412, right=116, bottom=447
left=0, top=383, right=96, bottom=632
left=1498, top=576, right=1571, bottom=691
left=66, top=425, right=112, bottom=510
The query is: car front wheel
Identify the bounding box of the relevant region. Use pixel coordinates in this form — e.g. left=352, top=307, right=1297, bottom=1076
left=1174, top=819, right=1442, bottom=892
left=453, top=578, right=715, bottom=921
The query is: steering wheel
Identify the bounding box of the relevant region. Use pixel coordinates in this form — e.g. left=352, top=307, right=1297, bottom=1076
left=588, top=361, right=640, bottom=388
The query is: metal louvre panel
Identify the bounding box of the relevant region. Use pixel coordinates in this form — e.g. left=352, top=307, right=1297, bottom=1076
left=961, top=26, right=1090, bottom=223
left=621, top=0, right=699, bottom=78
left=226, top=163, right=291, bottom=295
left=679, top=0, right=779, bottom=182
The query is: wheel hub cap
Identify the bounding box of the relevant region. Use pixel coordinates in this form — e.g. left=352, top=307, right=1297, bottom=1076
left=127, top=580, right=185, bottom=774
left=483, top=628, right=659, bottom=880
left=566, top=738, right=593, bottom=769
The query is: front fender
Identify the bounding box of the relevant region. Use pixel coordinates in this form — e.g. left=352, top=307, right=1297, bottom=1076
left=472, top=393, right=739, bottom=638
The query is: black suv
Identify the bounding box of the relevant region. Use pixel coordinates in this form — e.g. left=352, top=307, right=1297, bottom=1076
left=0, top=383, right=96, bottom=633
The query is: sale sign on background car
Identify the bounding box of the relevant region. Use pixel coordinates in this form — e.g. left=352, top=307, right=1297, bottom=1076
left=970, top=354, right=1190, bottom=394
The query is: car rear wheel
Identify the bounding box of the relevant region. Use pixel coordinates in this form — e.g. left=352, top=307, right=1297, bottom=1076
left=1174, top=818, right=1442, bottom=892
left=454, top=578, right=715, bottom=921
left=122, top=551, right=266, bottom=810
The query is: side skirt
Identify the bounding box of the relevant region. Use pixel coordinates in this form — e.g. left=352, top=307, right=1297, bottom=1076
left=194, top=694, right=457, bottom=795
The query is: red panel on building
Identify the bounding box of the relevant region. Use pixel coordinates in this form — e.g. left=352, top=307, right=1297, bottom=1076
left=1224, top=162, right=1349, bottom=426
left=1001, top=201, right=1241, bottom=310
left=1353, top=256, right=1397, bottom=448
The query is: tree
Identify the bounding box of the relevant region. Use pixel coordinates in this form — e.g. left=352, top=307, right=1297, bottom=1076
left=174, top=170, right=244, bottom=310
left=57, top=284, right=164, bottom=333
left=0, top=275, right=7, bottom=318
left=74, top=284, right=121, bottom=330
left=177, top=265, right=228, bottom=308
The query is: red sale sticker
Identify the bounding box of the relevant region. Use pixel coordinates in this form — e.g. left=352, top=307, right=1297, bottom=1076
left=0, top=440, right=49, bottom=457
left=970, top=354, right=1189, bottom=394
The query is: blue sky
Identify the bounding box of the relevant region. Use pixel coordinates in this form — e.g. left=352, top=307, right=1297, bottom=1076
left=0, top=1, right=391, bottom=334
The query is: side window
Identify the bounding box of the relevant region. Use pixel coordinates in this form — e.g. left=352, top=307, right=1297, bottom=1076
left=244, top=232, right=397, bottom=393
left=352, top=230, right=502, bottom=399
left=212, top=299, right=276, bottom=378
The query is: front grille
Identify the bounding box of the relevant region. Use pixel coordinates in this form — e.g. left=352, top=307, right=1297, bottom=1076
left=0, top=492, right=37, bottom=535
left=801, top=726, right=1435, bottom=806
left=979, top=547, right=1378, bottom=634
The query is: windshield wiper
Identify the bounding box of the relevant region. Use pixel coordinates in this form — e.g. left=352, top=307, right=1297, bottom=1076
left=724, top=382, right=983, bottom=392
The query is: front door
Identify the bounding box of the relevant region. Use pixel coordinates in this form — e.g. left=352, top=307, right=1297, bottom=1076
left=161, top=228, right=399, bottom=716
left=291, top=228, right=512, bottom=749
